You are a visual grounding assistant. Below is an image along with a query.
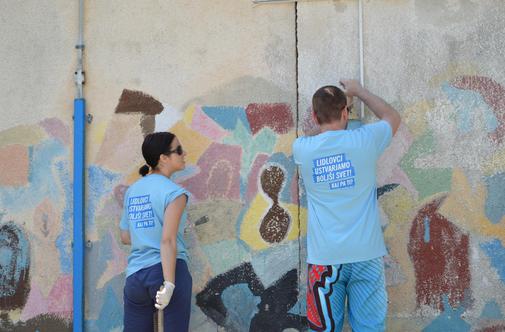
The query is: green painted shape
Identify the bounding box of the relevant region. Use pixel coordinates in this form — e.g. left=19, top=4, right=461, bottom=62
left=223, top=122, right=276, bottom=179
left=400, top=130, right=452, bottom=199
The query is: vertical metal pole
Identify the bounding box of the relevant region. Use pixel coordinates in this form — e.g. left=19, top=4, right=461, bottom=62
left=73, top=99, right=85, bottom=332
left=73, top=0, right=85, bottom=330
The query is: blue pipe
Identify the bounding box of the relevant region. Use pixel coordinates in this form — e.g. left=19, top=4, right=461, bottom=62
left=73, top=98, right=85, bottom=332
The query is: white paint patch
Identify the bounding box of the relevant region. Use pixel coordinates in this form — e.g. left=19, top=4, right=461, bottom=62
left=154, top=104, right=183, bottom=132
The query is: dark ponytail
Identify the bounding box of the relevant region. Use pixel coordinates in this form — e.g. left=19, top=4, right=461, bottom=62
left=139, top=132, right=176, bottom=176
left=138, top=164, right=150, bottom=177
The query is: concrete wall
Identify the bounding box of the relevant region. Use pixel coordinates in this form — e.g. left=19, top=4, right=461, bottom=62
left=1, top=0, right=504, bottom=331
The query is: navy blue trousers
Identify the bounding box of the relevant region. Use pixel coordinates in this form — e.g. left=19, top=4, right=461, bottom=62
left=123, top=259, right=192, bottom=332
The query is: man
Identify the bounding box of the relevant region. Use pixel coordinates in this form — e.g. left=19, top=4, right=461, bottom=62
left=292, top=79, right=401, bottom=332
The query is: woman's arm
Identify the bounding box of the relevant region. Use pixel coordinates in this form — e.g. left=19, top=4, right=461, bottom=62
left=160, top=194, right=187, bottom=283
left=120, top=230, right=131, bottom=245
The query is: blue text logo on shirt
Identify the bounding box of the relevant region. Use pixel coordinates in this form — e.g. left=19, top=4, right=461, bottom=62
left=128, top=195, right=155, bottom=228
left=312, top=153, right=356, bottom=190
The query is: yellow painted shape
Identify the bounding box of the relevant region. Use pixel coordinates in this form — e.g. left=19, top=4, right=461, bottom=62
left=482, top=147, right=505, bottom=175
left=0, top=125, right=46, bottom=148
left=273, top=131, right=296, bottom=155
left=182, top=104, right=196, bottom=125
left=402, top=100, right=431, bottom=138
left=126, top=169, right=142, bottom=185
left=169, top=120, right=212, bottom=165
left=429, top=63, right=478, bottom=88
left=90, top=120, right=108, bottom=147
left=240, top=194, right=307, bottom=251
left=439, top=168, right=505, bottom=242
left=380, top=186, right=418, bottom=313
left=88, top=120, right=109, bottom=161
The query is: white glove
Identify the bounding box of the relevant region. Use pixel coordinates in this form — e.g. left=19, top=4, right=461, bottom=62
left=155, top=281, right=175, bottom=310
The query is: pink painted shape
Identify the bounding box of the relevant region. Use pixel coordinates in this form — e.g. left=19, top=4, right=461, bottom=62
left=181, top=143, right=242, bottom=202
left=20, top=285, right=48, bottom=321
left=245, top=103, right=294, bottom=135
left=246, top=154, right=269, bottom=202
left=378, top=123, right=413, bottom=184
left=104, top=230, right=128, bottom=279
left=0, top=144, right=29, bottom=186
left=386, top=166, right=418, bottom=199
left=191, top=106, right=229, bottom=141
left=452, top=76, right=505, bottom=143
left=47, top=275, right=73, bottom=319
left=378, top=123, right=418, bottom=198
left=114, top=184, right=129, bottom=207
left=40, top=118, right=70, bottom=145
left=290, top=169, right=299, bottom=204
left=301, top=107, right=318, bottom=136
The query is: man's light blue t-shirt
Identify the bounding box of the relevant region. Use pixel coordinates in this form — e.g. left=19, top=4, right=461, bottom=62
left=120, top=174, right=190, bottom=277
left=293, top=120, right=392, bottom=265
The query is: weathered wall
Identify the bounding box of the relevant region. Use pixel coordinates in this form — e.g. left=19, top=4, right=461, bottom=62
left=0, top=0, right=76, bottom=330
left=297, top=1, right=505, bottom=331
left=1, top=0, right=504, bottom=331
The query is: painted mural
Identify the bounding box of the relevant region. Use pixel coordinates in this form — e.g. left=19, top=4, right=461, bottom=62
left=1, top=73, right=504, bottom=331
left=0, top=119, right=73, bottom=331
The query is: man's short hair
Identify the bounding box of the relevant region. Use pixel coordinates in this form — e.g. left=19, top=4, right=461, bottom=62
left=312, top=85, right=347, bottom=124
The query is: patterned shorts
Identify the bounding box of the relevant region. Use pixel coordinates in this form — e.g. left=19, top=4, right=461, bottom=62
left=307, top=257, right=387, bottom=332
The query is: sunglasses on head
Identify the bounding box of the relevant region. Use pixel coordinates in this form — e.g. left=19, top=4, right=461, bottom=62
left=166, top=145, right=184, bottom=156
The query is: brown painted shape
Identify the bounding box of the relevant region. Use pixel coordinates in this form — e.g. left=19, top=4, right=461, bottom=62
left=476, top=325, right=505, bottom=332
left=407, top=195, right=472, bottom=311
left=259, top=165, right=291, bottom=243
left=115, top=89, right=164, bottom=115
left=452, top=76, right=505, bottom=143
left=114, top=89, right=163, bottom=136
left=245, top=103, right=294, bottom=135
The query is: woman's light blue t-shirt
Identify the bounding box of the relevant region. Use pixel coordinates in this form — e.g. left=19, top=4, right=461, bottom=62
left=293, top=120, right=392, bottom=265
left=120, top=174, right=190, bottom=277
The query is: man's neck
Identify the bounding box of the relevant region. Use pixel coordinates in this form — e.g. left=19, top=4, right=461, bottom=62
left=319, top=120, right=346, bottom=133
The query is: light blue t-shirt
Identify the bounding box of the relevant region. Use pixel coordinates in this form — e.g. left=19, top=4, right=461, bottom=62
left=293, top=120, right=392, bottom=265
left=119, top=174, right=190, bottom=277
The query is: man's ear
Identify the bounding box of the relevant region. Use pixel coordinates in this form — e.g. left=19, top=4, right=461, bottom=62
left=341, top=109, right=348, bottom=122
left=312, top=110, right=320, bottom=125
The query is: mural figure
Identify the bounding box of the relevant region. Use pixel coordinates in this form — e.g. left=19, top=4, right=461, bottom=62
left=0, top=222, right=30, bottom=310
left=196, top=262, right=307, bottom=331
left=259, top=164, right=291, bottom=243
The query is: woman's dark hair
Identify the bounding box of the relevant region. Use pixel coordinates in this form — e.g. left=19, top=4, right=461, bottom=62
left=138, top=132, right=176, bottom=176
left=312, top=85, right=347, bottom=124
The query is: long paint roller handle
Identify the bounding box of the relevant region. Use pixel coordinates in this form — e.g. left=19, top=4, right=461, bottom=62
left=157, top=285, right=164, bottom=332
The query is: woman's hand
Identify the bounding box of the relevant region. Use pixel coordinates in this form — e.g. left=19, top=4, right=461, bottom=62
left=155, top=281, right=175, bottom=310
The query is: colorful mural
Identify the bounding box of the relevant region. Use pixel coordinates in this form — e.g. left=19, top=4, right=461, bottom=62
left=0, top=119, right=73, bottom=331
left=1, top=71, right=505, bottom=331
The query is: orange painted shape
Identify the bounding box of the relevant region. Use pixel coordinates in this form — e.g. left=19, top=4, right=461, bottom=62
left=0, top=144, right=29, bottom=186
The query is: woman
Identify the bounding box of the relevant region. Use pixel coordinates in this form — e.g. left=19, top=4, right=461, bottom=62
left=119, top=132, right=192, bottom=332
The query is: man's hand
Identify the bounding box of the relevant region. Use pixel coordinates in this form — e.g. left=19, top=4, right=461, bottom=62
left=155, top=281, right=175, bottom=310
left=339, top=79, right=364, bottom=97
